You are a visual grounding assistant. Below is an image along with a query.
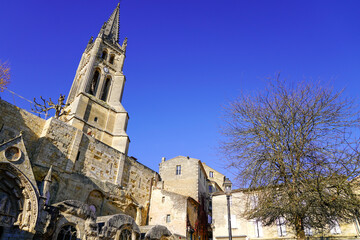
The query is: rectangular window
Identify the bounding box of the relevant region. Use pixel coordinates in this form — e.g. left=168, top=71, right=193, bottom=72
left=209, top=185, right=212, bottom=193
left=253, top=219, right=263, bottom=238
left=276, top=217, right=287, bottom=237
left=162, top=196, right=165, bottom=203
left=209, top=171, right=214, bottom=178
left=166, top=214, right=171, bottom=223
left=176, top=165, right=181, bottom=175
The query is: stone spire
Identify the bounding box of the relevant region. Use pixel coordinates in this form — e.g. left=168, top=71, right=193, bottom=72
left=101, top=3, right=120, bottom=43
left=42, top=166, right=52, bottom=203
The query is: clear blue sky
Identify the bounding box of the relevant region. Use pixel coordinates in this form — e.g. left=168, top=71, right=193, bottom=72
left=1, top=0, right=360, bottom=182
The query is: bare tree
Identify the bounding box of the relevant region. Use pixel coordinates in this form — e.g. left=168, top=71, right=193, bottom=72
left=221, top=77, right=360, bottom=239
left=0, top=60, right=10, bottom=92
left=32, top=94, right=69, bottom=119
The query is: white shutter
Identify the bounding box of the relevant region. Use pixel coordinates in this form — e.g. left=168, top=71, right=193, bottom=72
left=231, top=214, right=237, bottom=228
left=253, top=219, right=263, bottom=238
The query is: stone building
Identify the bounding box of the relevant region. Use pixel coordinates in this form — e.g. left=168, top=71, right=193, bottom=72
left=149, top=156, right=225, bottom=240
left=212, top=189, right=360, bottom=240
left=0, top=3, right=226, bottom=240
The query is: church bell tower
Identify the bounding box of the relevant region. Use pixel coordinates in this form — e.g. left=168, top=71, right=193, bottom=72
left=66, top=3, right=130, bottom=155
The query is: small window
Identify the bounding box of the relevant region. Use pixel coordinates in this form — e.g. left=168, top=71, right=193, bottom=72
left=209, top=171, right=214, bottom=178
left=109, top=55, right=115, bottom=64
left=166, top=214, right=171, bottom=223
left=276, top=217, right=287, bottom=237
left=176, top=165, right=181, bottom=175
left=253, top=219, right=263, bottom=238
left=101, top=51, right=108, bottom=60
left=162, top=196, right=165, bottom=203
left=330, top=220, right=341, bottom=234
left=209, top=185, right=212, bottom=193
left=94, top=117, right=98, bottom=122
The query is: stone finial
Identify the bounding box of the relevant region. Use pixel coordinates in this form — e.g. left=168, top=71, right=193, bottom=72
left=161, top=157, right=166, bottom=162
left=42, top=166, right=53, bottom=203
left=44, top=166, right=53, bottom=183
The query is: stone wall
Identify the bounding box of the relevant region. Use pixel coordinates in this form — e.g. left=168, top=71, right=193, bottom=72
left=148, top=188, right=187, bottom=237
left=122, top=156, right=159, bottom=224
left=0, top=99, right=45, bottom=160
left=0, top=99, right=155, bottom=224
left=159, top=156, right=200, bottom=201
left=202, top=162, right=225, bottom=191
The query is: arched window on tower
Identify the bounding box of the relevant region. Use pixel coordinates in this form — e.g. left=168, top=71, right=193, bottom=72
left=101, top=77, right=111, bottom=101
left=88, top=70, right=100, bottom=96
left=109, top=54, right=115, bottom=64
left=101, top=50, right=108, bottom=61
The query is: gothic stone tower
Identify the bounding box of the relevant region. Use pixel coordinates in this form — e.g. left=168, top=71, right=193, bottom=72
left=66, top=4, right=129, bottom=155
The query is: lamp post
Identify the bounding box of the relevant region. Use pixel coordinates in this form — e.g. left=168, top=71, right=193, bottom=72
left=223, top=178, right=232, bottom=240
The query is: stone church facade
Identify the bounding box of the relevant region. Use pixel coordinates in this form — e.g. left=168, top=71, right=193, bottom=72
left=0, top=4, right=225, bottom=240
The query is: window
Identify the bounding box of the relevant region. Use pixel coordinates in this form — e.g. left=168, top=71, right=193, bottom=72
left=166, top=214, right=171, bottom=223
left=109, top=55, right=115, bottom=64
left=100, top=77, right=111, bottom=101
left=330, top=220, right=341, bottom=234
left=209, top=171, right=214, bottom=178
left=162, top=196, right=165, bottom=203
left=88, top=70, right=100, bottom=96
left=101, top=51, right=108, bottom=60
left=176, top=165, right=181, bottom=175
left=253, top=219, right=263, bottom=238
left=119, top=229, right=131, bottom=240
left=209, top=185, right=212, bottom=193
left=304, top=226, right=312, bottom=236
left=276, top=217, right=287, bottom=237
left=57, top=225, right=77, bottom=240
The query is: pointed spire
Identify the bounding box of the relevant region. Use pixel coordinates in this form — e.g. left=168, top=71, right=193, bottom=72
left=44, top=165, right=53, bottom=182
left=102, top=3, right=120, bottom=43
left=42, top=166, right=53, bottom=203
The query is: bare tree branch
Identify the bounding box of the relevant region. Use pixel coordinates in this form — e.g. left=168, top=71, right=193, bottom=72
left=221, top=76, right=360, bottom=239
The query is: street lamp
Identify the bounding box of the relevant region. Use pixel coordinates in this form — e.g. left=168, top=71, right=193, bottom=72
left=223, top=178, right=232, bottom=240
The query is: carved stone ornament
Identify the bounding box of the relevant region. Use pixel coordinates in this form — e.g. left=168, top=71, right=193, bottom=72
left=0, top=163, right=38, bottom=233
left=4, top=146, right=22, bottom=162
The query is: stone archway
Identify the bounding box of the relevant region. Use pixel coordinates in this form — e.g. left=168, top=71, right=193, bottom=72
left=86, top=190, right=104, bottom=216
left=0, top=162, right=39, bottom=233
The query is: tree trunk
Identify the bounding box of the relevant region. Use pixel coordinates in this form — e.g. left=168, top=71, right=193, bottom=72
left=295, top=217, right=306, bottom=240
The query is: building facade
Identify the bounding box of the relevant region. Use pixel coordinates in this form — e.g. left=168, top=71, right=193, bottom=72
left=212, top=189, right=360, bottom=240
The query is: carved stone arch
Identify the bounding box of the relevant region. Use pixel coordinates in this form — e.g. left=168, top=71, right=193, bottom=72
left=86, top=190, right=104, bottom=216
left=101, top=214, right=140, bottom=239
left=0, top=162, right=39, bottom=233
